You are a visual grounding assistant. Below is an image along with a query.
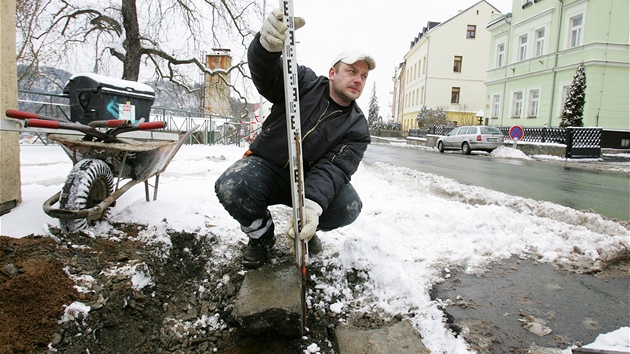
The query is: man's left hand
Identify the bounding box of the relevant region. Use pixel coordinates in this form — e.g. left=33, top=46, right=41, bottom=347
left=260, top=8, right=305, bottom=53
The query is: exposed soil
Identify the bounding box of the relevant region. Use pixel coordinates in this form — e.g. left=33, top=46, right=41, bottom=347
left=1, top=222, right=628, bottom=354
left=0, top=223, right=349, bottom=354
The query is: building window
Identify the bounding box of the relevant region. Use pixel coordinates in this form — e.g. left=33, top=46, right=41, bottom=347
left=466, top=25, right=476, bottom=39
left=518, top=34, right=528, bottom=61
left=422, top=56, right=426, bottom=74
left=451, top=87, right=460, bottom=104
left=453, top=56, right=462, bottom=72
left=535, top=28, right=545, bottom=56
left=512, top=91, right=523, bottom=117
left=491, top=94, right=501, bottom=118
left=570, top=14, right=583, bottom=47
left=558, top=84, right=571, bottom=115
left=497, top=43, right=505, bottom=67
left=528, top=89, right=540, bottom=117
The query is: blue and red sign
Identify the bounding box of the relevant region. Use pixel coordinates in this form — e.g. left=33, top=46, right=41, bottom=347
left=509, top=125, right=524, bottom=140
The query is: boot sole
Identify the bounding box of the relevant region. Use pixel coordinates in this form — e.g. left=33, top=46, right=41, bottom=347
left=242, top=256, right=268, bottom=269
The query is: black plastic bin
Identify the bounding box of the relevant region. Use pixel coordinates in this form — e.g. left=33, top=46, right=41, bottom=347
left=64, top=73, right=155, bottom=124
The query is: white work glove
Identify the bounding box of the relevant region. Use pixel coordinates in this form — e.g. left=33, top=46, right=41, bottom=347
left=260, top=8, right=305, bottom=53
left=285, top=199, right=322, bottom=253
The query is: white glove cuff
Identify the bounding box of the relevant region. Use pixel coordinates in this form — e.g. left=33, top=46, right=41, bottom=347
left=304, top=198, right=323, bottom=216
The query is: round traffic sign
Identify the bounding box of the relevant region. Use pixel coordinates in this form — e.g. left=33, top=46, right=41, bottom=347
left=509, top=125, right=524, bottom=140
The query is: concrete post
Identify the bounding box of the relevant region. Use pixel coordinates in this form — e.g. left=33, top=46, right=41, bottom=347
left=0, top=0, right=21, bottom=215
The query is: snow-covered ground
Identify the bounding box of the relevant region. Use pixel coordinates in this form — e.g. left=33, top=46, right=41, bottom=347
left=1, top=143, right=628, bottom=353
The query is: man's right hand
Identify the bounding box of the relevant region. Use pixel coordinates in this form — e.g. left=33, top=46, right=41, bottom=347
left=260, top=8, right=305, bottom=53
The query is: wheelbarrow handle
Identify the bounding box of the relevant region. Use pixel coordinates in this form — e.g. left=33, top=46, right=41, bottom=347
left=88, top=120, right=132, bottom=128
left=5, top=109, right=38, bottom=119
left=139, top=121, right=166, bottom=130
left=24, top=119, right=60, bottom=129
left=25, top=119, right=133, bottom=144
left=108, top=120, right=166, bottom=137
left=5, top=109, right=69, bottom=122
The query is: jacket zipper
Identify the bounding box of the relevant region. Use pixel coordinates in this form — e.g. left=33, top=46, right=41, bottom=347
left=331, top=144, right=347, bottom=163
left=283, top=101, right=342, bottom=168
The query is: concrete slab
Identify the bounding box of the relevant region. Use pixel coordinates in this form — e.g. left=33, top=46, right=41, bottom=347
left=233, top=262, right=303, bottom=338
left=335, top=319, right=430, bottom=354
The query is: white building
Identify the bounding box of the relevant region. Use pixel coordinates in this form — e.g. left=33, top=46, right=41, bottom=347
left=397, top=1, right=502, bottom=133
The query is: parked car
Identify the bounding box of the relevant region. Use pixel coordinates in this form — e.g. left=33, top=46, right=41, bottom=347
left=437, top=126, right=504, bottom=155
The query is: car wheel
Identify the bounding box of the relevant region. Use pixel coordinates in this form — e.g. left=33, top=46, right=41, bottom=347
left=437, top=141, right=445, bottom=153
left=461, top=142, right=472, bottom=155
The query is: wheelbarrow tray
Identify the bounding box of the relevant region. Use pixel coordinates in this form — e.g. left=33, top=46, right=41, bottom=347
left=43, top=129, right=195, bottom=222
left=48, top=133, right=181, bottom=181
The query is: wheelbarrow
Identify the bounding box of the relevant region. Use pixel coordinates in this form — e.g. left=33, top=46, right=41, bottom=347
left=5, top=109, right=198, bottom=233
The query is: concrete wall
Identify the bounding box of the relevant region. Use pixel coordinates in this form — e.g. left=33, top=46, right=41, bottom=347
left=0, top=0, right=21, bottom=215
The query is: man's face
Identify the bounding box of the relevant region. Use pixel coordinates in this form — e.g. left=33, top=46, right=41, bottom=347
left=328, top=61, right=370, bottom=106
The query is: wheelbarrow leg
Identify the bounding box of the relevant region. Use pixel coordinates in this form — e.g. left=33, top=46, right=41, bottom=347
left=153, top=174, right=160, bottom=201
left=144, top=180, right=150, bottom=202
left=143, top=174, right=160, bottom=202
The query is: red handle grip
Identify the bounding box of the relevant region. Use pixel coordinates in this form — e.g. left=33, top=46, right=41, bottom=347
left=106, top=120, right=128, bottom=127
left=138, top=121, right=166, bottom=130
left=5, top=109, right=39, bottom=119
left=25, top=119, right=60, bottom=129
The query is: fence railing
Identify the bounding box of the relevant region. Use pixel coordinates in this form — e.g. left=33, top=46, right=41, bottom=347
left=411, top=125, right=567, bottom=144
left=14, top=90, right=258, bottom=146
left=408, top=125, right=604, bottom=158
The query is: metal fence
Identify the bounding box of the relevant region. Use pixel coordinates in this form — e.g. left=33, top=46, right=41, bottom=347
left=14, top=90, right=259, bottom=146
left=408, top=125, right=604, bottom=158
left=412, top=125, right=567, bottom=144
left=565, top=127, right=602, bottom=158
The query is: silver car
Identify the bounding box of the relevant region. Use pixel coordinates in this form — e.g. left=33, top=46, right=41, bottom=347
left=437, top=126, right=504, bottom=155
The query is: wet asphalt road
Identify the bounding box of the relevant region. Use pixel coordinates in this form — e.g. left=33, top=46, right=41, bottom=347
left=363, top=144, right=630, bottom=220
left=432, top=256, right=629, bottom=353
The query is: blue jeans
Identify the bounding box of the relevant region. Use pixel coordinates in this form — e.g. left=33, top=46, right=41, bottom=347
left=215, top=156, right=362, bottom=234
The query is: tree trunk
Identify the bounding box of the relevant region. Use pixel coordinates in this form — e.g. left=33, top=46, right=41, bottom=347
left=121, top=0, right=141, bottom=81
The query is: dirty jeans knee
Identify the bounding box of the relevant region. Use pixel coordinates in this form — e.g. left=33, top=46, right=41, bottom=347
left=215, top=156, right=288, bottom=233
left=318, top=183, right=362, bottom=231
left=214, top=158, right=270, bottom=228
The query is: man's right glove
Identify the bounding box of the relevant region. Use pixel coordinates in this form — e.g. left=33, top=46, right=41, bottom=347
left=260, top=8, right=305, bottom=53
left=285, top=199, right=322, bottom=254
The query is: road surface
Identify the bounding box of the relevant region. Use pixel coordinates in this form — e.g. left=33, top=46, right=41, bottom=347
left=363, top=143, right=629, bottom=220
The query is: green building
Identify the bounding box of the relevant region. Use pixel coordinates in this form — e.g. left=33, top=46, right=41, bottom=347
left=484, top=0, right=629, bottom=130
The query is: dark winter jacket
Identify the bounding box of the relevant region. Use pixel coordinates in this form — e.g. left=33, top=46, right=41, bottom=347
left=247, top=32, right=371, bottom=211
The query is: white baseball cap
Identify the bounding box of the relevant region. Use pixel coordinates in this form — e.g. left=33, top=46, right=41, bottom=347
left=331, top=50, right=376, bottom=70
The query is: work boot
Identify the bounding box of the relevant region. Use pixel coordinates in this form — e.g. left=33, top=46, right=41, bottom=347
left=242, top=224, right=276, bottom=269
left=307, top=234, right=322, bottom=254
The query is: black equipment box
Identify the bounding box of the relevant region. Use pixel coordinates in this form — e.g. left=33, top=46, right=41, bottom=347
left=64, top=73, right=155, bottom=124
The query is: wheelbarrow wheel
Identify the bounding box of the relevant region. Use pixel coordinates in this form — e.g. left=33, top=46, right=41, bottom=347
left=59, top=159, right=114, bottom=233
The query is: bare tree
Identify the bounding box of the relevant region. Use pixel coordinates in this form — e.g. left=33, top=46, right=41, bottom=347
left=16, top=0, right=262, bottom=113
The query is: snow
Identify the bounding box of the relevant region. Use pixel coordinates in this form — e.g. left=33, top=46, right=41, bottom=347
left=1, top=143, right=628, bottom=353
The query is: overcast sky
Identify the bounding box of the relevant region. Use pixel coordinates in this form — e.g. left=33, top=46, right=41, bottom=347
left=281, top=0, right=513, bottom=119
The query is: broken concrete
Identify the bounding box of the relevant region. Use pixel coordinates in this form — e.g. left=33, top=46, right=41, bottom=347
left=233, top=262, right=303, bottom=338
left=335, top=319, right=431, bottom=354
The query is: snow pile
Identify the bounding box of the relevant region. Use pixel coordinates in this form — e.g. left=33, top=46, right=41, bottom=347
left=580, top=327, right=630, bottom=352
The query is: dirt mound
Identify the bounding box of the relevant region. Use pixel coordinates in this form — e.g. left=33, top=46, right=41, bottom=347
left=0, top=223, right=350, bottom=353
